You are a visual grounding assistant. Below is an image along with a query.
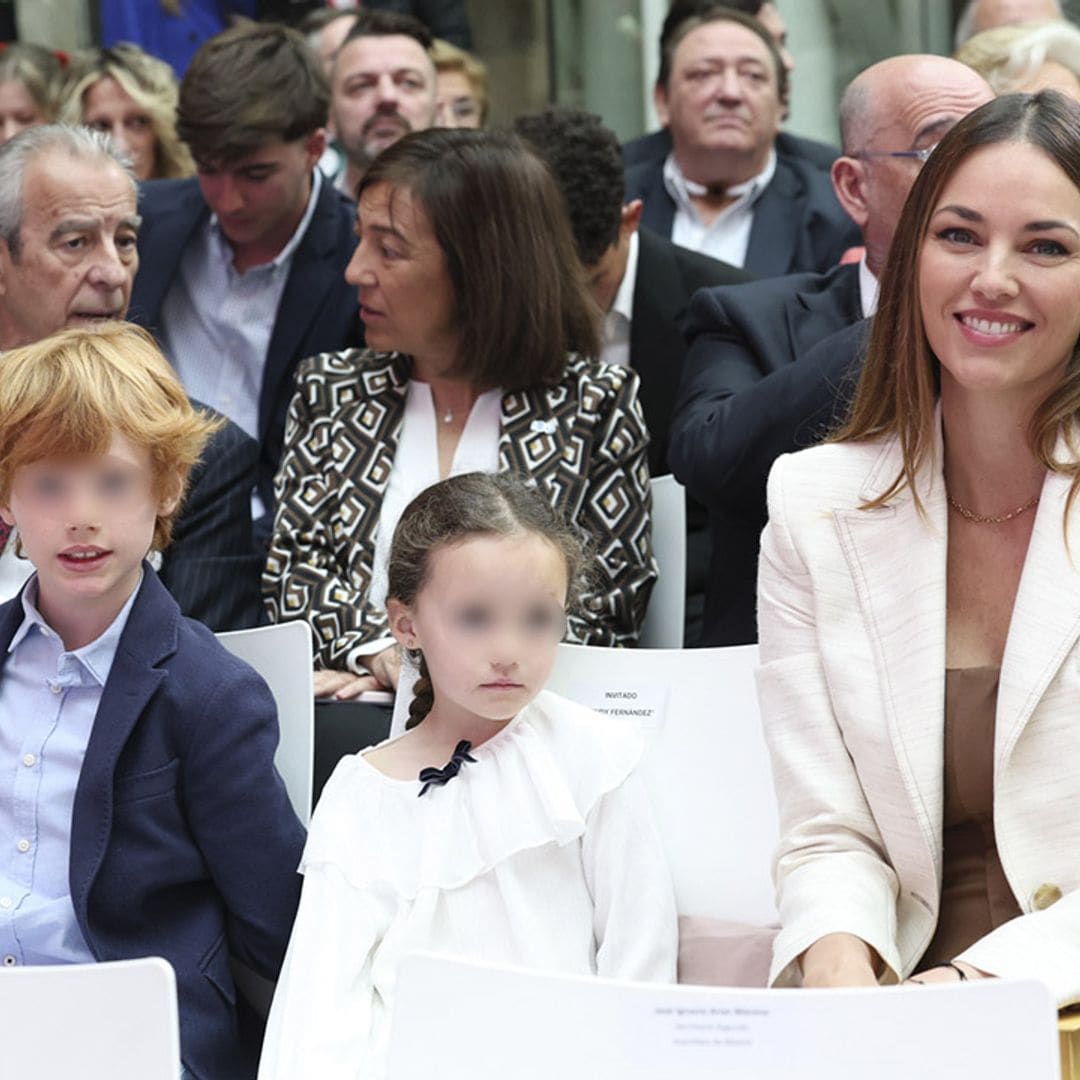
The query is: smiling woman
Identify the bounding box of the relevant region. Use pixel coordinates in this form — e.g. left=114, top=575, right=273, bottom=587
left=755, top=91, right=1080, bottom=1005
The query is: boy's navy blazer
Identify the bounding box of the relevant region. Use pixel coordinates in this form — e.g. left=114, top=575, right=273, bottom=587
left=128, top=174, right=362, bottom=510
left=0, top=567, right=306, bottom=1079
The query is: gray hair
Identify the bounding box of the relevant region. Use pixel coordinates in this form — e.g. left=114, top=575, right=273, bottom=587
left=0, top=124, right=135, bottom=260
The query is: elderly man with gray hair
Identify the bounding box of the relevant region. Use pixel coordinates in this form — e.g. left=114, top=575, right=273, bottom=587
left=0, top=124, right=263, bottom=631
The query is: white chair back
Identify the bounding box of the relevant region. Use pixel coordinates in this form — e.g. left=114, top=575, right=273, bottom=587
left=386, top=953, right=1062, bottom=1080
left=0, top=957, right=180, bottom=1079
left=218, top=620, right=314, bottom=825
left=639, top=474, right=686, bottom=648
left=547, top=642, right=778, bottom=924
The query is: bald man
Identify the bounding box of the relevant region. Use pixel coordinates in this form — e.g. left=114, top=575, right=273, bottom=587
left=955, top=0, right=1064, bottom=47
left=668, top=55, right=994, bottom=647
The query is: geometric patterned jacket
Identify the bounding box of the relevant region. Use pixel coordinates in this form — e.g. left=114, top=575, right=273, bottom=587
left=263, top=349, right=657, bottom=671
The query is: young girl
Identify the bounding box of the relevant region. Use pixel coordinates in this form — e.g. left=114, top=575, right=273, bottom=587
left=259, top=472, right=677, bottom=1078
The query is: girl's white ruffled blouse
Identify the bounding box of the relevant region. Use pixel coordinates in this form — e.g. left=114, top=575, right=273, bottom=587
left=258, top=690, right=678, bottom=1080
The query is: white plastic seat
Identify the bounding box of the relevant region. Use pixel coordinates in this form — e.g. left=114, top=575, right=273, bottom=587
left=639, top=474, right=686, bottom=648
left=0, top=956, right=180, bottom=1079
left=217, top=620, right=314, bottom=825
left=546, top=641, right=778, bottom=924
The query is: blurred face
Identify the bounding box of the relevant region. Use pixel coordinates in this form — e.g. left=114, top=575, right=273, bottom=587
left=850, top=61, right=994, bottom=273
left=346, top=181, right=458, bottom=371
left=918, top=142, right=1080, bottom=409
left=314, top=14, right=358, bottom=75
left=389, top=532, right=569, bottom=726
left=0, top=151, right=139, bottom=349
left=195, top=134, right=322, bottom=260
left=973, top=0, right=1061, bottom=35
left=755, top=2, right=794, bottom=74
left=656, top=20, right=782, bottom=172
left=0, top=79, right=46, bottom=145
left=1016, top=60, right=1080, bottom=100
left=330, top=34, right=438, bottom=167
left=82, top=76, right=157, bottom=181
left=0, top=432, right=178, bottom=646
left=436, top=69, right=482, bottom=129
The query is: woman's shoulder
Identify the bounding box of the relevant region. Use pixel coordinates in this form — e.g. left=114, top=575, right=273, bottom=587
left=769, top=433, right=900, bottom=507
left=296, top=348, right=410, bottom=390
left=557, top=353, right=639, bottom=396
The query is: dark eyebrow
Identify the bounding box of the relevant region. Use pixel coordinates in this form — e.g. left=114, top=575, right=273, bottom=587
left=933, top=205, right=982, bottom=222
left=50, top=215, right=143, bottom=242
left=932, top=205, right=1079, bottom=238
left=1025, top=219, right=1079, bottom=237
left=357, top=221, right=410, bottom=246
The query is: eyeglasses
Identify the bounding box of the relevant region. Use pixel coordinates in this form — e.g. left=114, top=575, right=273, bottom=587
left=855, top=144, right=939, bottom=165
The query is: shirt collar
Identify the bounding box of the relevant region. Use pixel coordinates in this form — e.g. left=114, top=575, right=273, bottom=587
left=610, top=229, right=639, bottom=325
left=858, top=254, right=880, bottom=319
left=9, top=570, right=144, bottom=686
left=208, top=167, right=323, bottom=273
left=663, top=148, right=777, bottom=212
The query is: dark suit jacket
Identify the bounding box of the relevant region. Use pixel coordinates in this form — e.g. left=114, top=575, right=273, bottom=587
left=669, top=263, right=864, bottom=645
left=622, top=126, right=841, bottom=173
left=159, top=405, right=263, bottom=632
left=625, top=150, right=861, bottom=279
left=0, top=568, right=306, bottom=1079
left=128, top=174, right=361, bottom=512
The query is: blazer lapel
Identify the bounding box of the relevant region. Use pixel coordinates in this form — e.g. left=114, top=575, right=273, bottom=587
left=832, top=433, right=948, bottom=892
left=744, top=158, right=801, bottom=278
left=784, top=263, right=862, bottom=358
left=996, top=463, right=1080, bottom=766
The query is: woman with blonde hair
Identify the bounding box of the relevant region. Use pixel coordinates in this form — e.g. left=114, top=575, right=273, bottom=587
left=0, top=43, right=61, bottom=145
left=956, top=18, right=1080, bottom=98
left=431, top=37, right=489, bottom=128
left=60, top=43, right=193, bottom=180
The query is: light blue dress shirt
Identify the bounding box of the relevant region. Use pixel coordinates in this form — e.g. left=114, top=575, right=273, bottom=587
left=0, top=573, right=141, bottom=968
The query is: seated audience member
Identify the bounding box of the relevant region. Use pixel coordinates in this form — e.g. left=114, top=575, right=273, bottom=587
left=514, top=106, right=751, bottom=645
left=265, top=128, right=656, bottom=700
left=432, top=37, right=489, bottom=128
left=623, top=0, right=840, bottom=173
left=329, top=12, right=439, bottom=198
left=59, top=43, right=194, bottom=181
left=759, top=90, right=1080, bottom=1003
left=128, top=22, right=360, bottom=526
left=956, top=19, right=1080, bottom=98
left=259, top=472, right=676, bottom=1078
left=669, top=55, right=993, bottom=646
left=0, top=125, right=263, bottom=631
left=954, top=0, right=1063, bottom=47
left=299, top=7, right=359, bottom=75
left=0, top=43, right=61, bottom=145
left=624, top=6, right=858, bottom=276
left=0, top=322, right=305, bottom=1078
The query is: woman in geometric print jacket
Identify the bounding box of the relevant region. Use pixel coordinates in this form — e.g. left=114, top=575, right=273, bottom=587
left=264, top=129, right=655, bottom=697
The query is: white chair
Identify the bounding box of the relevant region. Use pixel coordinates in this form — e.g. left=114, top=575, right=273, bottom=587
left=546, top=642, right=778, bottom=925
left=217, top=620, right=314, bottom=826
left=386, top=953, right=1061, bottom=1080
left=0, top=957, right=181, bottom=1079
left=640, top=474, right=686, bottom=648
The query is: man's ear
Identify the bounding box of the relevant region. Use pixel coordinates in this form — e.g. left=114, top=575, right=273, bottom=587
left=620, top=199, right=644, bottom=239
left=157, top=467, right=185, bottom=518
left=386, top=597, right=419, bottom=650
left=831, top=156, right=870, bottom=231
left=653, top=81, right=670, bottom=128
left=0, top=503, right=15, bottom=528
left=304, top=128, right=328, bottom=169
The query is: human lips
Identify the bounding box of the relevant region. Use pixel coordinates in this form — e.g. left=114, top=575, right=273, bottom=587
left=955, top=309, right=1033, bottom=343
left=480, top=678, right=524, bottom=690
left=58, top=545, right=111, bottom=570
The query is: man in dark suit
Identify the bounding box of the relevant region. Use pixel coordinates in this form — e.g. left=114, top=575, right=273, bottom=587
left=625, top=7, right=860, bottom=278
left=622, top=0, right=840, bottom=175
left=0, top=124, right=263, bottom=631
left=128, top=22, right=361, bottom=524
left=514, top=107, right=752, bottom=644
left=669, top=55, right=994, bottom=645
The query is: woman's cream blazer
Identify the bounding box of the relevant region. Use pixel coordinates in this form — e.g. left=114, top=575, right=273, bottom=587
left=757, top=427, right=1080, bottom=1005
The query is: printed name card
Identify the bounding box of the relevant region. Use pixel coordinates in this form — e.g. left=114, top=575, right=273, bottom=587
left=564, top=680, right=669, bottom=731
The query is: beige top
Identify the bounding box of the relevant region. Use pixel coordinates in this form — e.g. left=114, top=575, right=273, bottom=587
left=918, top=667, right=1023, bottom=971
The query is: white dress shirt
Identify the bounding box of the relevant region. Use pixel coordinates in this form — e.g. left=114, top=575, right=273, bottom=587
left=664, top=150, right=777, bottom=266
left=859, top=255, right=880, bottom=319
left=599, top=230, right=639, bottom=370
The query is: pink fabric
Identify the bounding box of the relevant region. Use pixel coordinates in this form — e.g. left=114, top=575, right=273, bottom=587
left=677, top=916, right=778, bottom=988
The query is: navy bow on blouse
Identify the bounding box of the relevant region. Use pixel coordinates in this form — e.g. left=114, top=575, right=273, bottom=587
left=417, top=740, right=477, bottom=797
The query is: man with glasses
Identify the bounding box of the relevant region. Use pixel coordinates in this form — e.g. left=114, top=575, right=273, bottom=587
left=667, top=55, right=993, bottom=647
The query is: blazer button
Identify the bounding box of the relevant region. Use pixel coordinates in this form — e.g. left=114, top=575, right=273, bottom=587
left=1031, top=883, right=1063, bottom=910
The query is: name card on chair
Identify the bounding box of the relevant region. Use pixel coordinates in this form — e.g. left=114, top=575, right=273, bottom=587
left=564, top=679, right=670, bottom=730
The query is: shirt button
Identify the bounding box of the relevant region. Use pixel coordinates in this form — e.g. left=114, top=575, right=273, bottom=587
left=2, top=955, right=15, bottom=966
left=22, top=754, right=35, bottom=767
left=16, top=839, right=29, bottom=853
left=1032, top=883, right=1063, bottom=910
left=50, top=684, right=62, bottom=695
left=0, top=896, right=12, bottom=909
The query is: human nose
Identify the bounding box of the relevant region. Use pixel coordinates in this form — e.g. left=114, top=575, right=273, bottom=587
left=970, top=243, right=1019, bottom=301
left=86, top=240, right=129, bottom=290
left=344, top=236, right=376, bottom=288
left=715, top=67, right=745, bottom=103
left=374, top=74, right=402, bottom=109
left=65, top=487, right=102, bottom=532
left=0, top=118, right=22, bottom=144
left=208, top=173, right=244, bottom=216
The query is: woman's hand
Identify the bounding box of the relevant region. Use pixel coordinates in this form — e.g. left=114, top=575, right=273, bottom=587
left=905, top=961, right=987, bottom=985
left=799, top=933, right=881, bottom=988
left=313, top=647, right=401, bottom=701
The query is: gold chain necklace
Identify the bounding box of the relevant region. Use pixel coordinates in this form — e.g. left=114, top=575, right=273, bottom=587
left=946, top=491, right=1040, bottom=525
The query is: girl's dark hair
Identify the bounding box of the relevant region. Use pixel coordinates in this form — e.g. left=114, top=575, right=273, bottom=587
left=387, top=471, right=588, bottom=728
left=356, top=127, right=602, bottom=389
left=834, top=90, right=1080, bottom=513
